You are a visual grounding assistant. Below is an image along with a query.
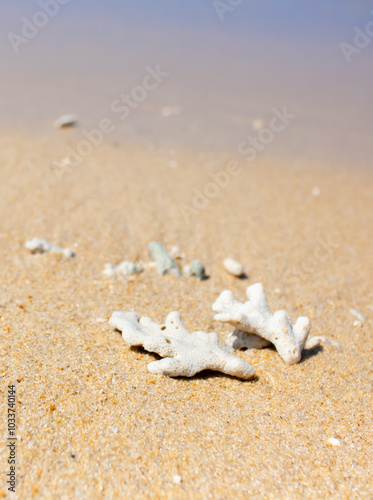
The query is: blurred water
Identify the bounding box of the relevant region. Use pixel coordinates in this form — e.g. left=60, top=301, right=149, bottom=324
left=0, top=0, right=372, bottom=167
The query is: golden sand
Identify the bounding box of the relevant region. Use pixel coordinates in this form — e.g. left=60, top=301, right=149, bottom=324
left=0, top=131, right=372, bottom=499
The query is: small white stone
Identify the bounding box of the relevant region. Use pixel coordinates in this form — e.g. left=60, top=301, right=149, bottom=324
left=223, top=258, right=244, bottom=277
left=327, top=437, right=341, bottom=446
left=353, top=320, right=362, bottom=327
left=350, top=308, right=366, bottom=322
left=53, top=114, right=78, bottom=129
left=312, top=187, right=321, bottom=197
left=169, top=160, right=178, bottom=168
left=173, top=475, right=182, bottom=485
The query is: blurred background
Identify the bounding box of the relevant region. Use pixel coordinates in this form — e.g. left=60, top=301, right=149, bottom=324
left=1, top=0, right=372, bottom=167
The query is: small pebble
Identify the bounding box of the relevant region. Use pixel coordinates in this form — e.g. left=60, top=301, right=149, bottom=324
left=170, top=246, right=185, bottom=260
left=25, top=238, right=75, bottom=258
left=173, top=475, right=182, bottom=485
left=312, top=187, right=321, bottom=197
left=327, top=438, right=341, bottom=446
left=223, top=258, right=244, bottom=277
left=252, top=118, right=264, bottom=130
left=189, top=260, right=206, bottom=280
left=350, top=308, right=366, bottom=322
left=53, top=114, right=78, bottom=129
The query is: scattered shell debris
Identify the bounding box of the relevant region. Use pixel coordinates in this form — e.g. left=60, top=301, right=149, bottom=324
left=109, top=311, right=255, bottom=379
left=223, top=258, right=244, bottom=277
left=212, top=283, right=311, bottom=364
left=25, top=238, right=75, bottom=257
left=53, top=114, right=79, bottom=129
left=148, top=242, right=182, bottom=276
left=103, top=261, right=143, bottom=277
left=252, top=118, right=264, bottom=130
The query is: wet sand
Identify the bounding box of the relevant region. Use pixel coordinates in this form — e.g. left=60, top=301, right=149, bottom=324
left=0, top=130, right=372, bottom=499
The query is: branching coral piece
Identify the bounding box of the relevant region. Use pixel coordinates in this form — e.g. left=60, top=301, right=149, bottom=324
left=25, top=238, right=74, bottom=257
left=109, top=311, right=255, bottom=379
left=212, top=283, right=311, bottom=364
left=103, top=261, right=143, bottom=277
left=148, top=242, right=181, bottom=276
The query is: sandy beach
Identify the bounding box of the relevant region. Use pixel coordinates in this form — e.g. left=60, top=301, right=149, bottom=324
left=0, top=129, right=372, bottom=499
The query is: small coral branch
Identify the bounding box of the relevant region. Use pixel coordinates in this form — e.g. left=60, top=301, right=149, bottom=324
left=109, top=311, right=255, bottom=379
left=212, top=283, right=311, bottom=364
left=25, top=238, right=74, bottom=257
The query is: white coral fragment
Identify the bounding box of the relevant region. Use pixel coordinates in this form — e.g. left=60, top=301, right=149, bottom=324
left=53, top=114, right=78, bottom=129
left=25, top=238, right=74, bottom=257
left=223, top=258, right=244, bottom=277
left=212, top=283, right=311, bottom=364
left=305, top=336, right=342, bottom=350
left=109, top=311, right=255, bottom=379
left=103, top=261, right=143, bottom=277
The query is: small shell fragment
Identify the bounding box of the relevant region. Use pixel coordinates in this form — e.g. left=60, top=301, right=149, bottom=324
left=327, top=438, right=341, bottom=446
left=53, top=114, right=79, bottom=129
left=349, top=308, right=366, bottom=322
